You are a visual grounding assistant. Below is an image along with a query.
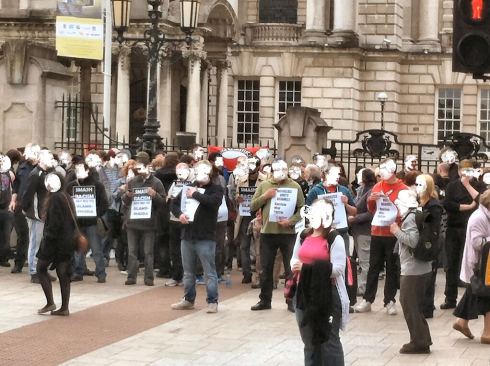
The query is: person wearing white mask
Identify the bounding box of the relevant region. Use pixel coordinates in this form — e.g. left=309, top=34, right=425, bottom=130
left=482, top=169, right=490, bottom=189
left=355, top=158, right=408, bottom=315
left=36, top=173, right=76, bottom=316
left=441, top=159, right=486, bottom=309
left=250, top=159, right=305, bottom=311
left=313, top=153, right=327, bottom=169
left=170, top=160, right=224, bottom=313
left=22, top=149, right=57, bottom=283
left=390, top=189, right=433, bottom=354
left=0, top=154, right=15, bottom=267
left=289, top=164, right=309, bottom=198
left=121, top=159, right=165, bottom=286
left=290, top=198, right=349, bottom=365
left=440, top=148, right=460, bottom=181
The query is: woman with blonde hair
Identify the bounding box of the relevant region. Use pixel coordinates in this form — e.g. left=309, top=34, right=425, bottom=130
left=453, top=190, right=490, bottom=344
left=415, top=174, right=443, bottom=318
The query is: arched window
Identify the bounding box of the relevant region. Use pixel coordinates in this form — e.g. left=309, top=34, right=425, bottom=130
left=259, top=0, right=298, bottom=24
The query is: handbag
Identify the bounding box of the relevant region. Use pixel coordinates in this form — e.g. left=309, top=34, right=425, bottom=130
left=284, top=272, right=299, bottom=300
left=64, top=193, right=89, bottom=253
left=470, top=240, right=490, bottom=298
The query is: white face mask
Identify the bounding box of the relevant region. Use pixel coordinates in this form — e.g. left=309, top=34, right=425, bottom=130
left=356, top=169, right=365, bottom=185
left=59, top=151, right=72, bottom=169
left=248, top=157, right=259, bottom=172
left=193, top=148, right=205, bottom=161
left=262, top=165, right=271, bottom=175
left=215, top=157, right=224, bottom=168
left=136, top=164, right=149, bottom=177
left=85, top=154, right=102, bottom=169
left=0, top=155, right=11, bottom=173
left=483, top=173, right=490, bottom=185
left=39, top=150, right=55, bottom=169
left=289, top=166, right=301, bottom=180
left=395, top=190, right=418, bottom=217
left=115, top=153, right=129, bottom=166
left=461, top=168, right=475, bottom=178
left=75, top=165, right=89, bottom=180
left=415, top=176, right=427, bottom=195
left=441, top=151, right=457, bottom=164
left=404, top=155, right=417, bottom=171
left=473, top=168, right=482, bottom=179
left=127, top=169, right=135, bottom=181
left=44, top=173, right=61, bottom=193
left=176, top=167, right=190, bottom=181
left=326, top=167, right=341, bottom=186
left=195, top=164, right=211, bottom=184
left=24, top=144, right=41, bottom=162
left=314, top=155, right=326, bottom=169
left=307, top=201, right=334, bottom=229
left=256, top=148, right=270, bottom=163
left=272, top=160, right=289, bottom=182
left=234, top=167, right=249, bottom=184
left=379, top=160, right=396, bottom=181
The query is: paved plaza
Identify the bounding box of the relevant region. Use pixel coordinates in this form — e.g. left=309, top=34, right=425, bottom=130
left=0, top=265, right=489, bottom=366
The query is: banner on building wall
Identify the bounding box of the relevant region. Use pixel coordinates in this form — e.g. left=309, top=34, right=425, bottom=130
left=56, top=0, right=104, bottom=60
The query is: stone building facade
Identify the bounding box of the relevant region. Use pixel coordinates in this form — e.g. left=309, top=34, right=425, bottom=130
left=0, top=0, right=487, bottom=156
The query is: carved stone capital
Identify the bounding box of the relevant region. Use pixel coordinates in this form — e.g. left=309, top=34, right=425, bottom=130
left=117, top=45, right=132, bottom=72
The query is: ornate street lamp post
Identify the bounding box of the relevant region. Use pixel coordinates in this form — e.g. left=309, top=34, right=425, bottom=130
left=375, top=91, right=388, bottom=130
left=111, top=0, right=201, bottom=154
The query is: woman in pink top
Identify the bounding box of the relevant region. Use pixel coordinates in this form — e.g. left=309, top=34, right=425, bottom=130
left=290, top=198, right=349, bottom=366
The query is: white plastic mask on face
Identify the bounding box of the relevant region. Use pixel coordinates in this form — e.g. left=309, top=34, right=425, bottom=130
left=461, top=168, right=475, bottom=178
left=483, top=173, right=490, bottom=185
left=193, top=147, right=205, bottom=161
left=404, top=155, right=418, bottom=171
left=314, top=155, right=326, bottom=169
left=379, top=160, right=397, bottom=181
left=0, top=155, right=11, bottom=173
left=85, top=154, right=102, bottom=169
left=44, top=173, right=61, bottom=193
left=356, top=169, right=365, bottom=185
left=262, top=165, right=271, bottom=175
left=395, top=190, right=418, bottom=217
left=248, top=157, right=259, bottom=172
left=38, top=150, right=55, bottom=169
left=441, top=150, right=457, bottom=164
left=307, top=201, right=334, bottom=229
left=234, top=167, right=249, bottom=184
left=127, top=169, right=135, bottom=181
left=115, top=153, right=129, bottom=166
left=195, top=163, right=211, bottom=184
left=75, top=164, right=89, bottom=180
left=289, top=166, right=301, bottom=180
left=176, top=167, right=190, bottom=181
left=415, top=175, right=427, bottom=195
left=59, top=151, right=72, bottom=169
left=473, top=168, right=482, bottom=179
left=136, top=164, right=149, bottom=177
left=24, top=144, right=41, bottom=162
left=256, top=148, right=271, bottom=163
left=326, top=167, right=341, bottom=186
left=215, top=157, right=224, bottom=168
left=272, top=160, right=288, bottom=182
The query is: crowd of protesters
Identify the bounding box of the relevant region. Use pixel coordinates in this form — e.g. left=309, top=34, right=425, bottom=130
left=1, top=143, right=490, bottom=365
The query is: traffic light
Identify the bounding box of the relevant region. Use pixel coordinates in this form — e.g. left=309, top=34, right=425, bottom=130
left=453, top=0, right=490, bottom=77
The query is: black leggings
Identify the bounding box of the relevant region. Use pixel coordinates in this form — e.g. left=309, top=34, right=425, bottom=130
left=37, top=259, right=72, bottom=311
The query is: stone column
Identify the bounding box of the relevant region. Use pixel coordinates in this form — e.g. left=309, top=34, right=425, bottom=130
left=115, top=46, right=131, bottom=143
left=329, top=0, right=358, bottom=47
left=184, top=49, right=205, bottom=141
left=158, top=60, right=172, bottom=144
left=200, top=64, right=210, bottom=145
left=216, top=61, right=229, bottom=146
left=303, top=0, right=327, bottom=44
left=418, top=0, right=440, bottom=45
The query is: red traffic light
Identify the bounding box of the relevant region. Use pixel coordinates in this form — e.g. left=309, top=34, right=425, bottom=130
left=472, top=0, right=484, bottom=21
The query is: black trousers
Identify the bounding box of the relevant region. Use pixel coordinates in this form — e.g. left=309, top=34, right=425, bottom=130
left=363, top=235, right=398, bottom=306
left=0, top=209, right=13, bottom=262
left=238, top=217, right=253, bottom=278
left=259, top=233, right=295, bottom=304
left=444, top=226, right=466, bottom=303
left=168, top=221, right=183, bottom=281
left=422, top=261, right=438, bottom=316
left=13, top=206, right=29, bottom=266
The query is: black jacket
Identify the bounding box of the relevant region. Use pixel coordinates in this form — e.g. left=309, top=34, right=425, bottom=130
left=171, top=181, right=224, bottom=241
left=65, top=172, right=109, bottom=227
left=443, top=179, right=485, bottom=227
left=155, top=167, right=177, bottom=194
left=13, top=160, right=36, bottom=208
left=22, top=166, right=50, bottom=221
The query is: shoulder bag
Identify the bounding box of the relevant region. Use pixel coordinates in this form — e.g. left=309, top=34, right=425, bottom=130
left=63, top=193, right=89, bottom=253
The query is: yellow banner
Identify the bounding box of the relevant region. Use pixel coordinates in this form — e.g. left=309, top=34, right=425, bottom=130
left=56, top=16, right=103, bottom=60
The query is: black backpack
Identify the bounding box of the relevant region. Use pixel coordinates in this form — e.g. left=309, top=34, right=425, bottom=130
left=470, top=240, right=490, bottom=298
left=403, top=209, right=440, bottom=262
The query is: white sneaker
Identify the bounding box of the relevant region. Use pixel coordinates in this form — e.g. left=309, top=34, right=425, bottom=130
left=171, top=299, right=194, bottom=310
left=354, top=299, right=372, bottom=313
left=206, top=302, right=218, bottom=314
left=385, top=301, right=397, bottom=315
left=165, top=279, right=182, bottom=287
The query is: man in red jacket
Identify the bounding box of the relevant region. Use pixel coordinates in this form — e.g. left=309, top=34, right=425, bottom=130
left=355, top=159, right=407, bottom=315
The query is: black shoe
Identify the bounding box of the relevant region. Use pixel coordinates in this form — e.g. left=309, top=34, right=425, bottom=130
left=31, top=274, right=40, bottom=284
left=399, top=343, right=430, bottom=354
left=349, top=306, right=355, bottom=314
left=144, top=279, right=154, bottom=286
left=84, top=269, right=95, bottom=276
left=125, top=279, right=136, bottom=285
left=440, top=301, right=456, bottom=310
left=11, top=265, right=22, bottom=274
left=117, top=262, right=125, bottom=271
left=0, top=261, right=10, bottom=268
left=97, top=276, right=106, bottom=283
left=242, top=276, right=252, bottom=284
left=71, top=275, right=83, bottom=282
left=251, top=301, right=271, bottom=311
left=287, top=301, right=295, bottom=313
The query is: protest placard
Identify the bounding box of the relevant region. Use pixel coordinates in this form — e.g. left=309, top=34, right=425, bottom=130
left=318, top=192, right=348, bottom=229
left=130, top=187, right=152, bottom=220
left=238, top=186, right=257, bottom=217
left=269, top=188, right=298, bottom=222
left=181, top=186, right=205, bottom=222
left=73, top=186, right=96, bottom=217
left=372, top=196, right=398, bottom=226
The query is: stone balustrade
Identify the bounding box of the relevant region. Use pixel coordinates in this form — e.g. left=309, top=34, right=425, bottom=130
left=244, top=23, right=304, bottom=46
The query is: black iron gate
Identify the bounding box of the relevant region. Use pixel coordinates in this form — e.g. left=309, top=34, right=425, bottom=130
left=322, top=129, right=490, bottom=181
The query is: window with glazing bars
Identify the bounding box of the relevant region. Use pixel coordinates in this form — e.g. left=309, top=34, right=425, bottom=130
left=437, top=88, right=462, bottom=143
left=278, top=80, right=301, bottom=120
left=480, top=89, right=490, bottom=152
left=237, top=80, right=260, bottom=144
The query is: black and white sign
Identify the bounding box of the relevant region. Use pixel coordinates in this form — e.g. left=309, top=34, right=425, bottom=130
left=130, top=187, right=152, bottom=220
left=238, top=186, right=257, bottom=217
left=269, top=188, right=298, bottom=222
left=73, top=186, right=96, bottom=217
left=372, top=196, right=398, bottom=226
left=181, top=186, right=205, bottom=222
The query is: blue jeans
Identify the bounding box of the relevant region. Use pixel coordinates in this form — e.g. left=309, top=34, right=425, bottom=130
left=73, top=225, right=106, bottom=279
left=181, top=239, right=218, bottom=304
left=27, top=218, right=44, bottom=275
